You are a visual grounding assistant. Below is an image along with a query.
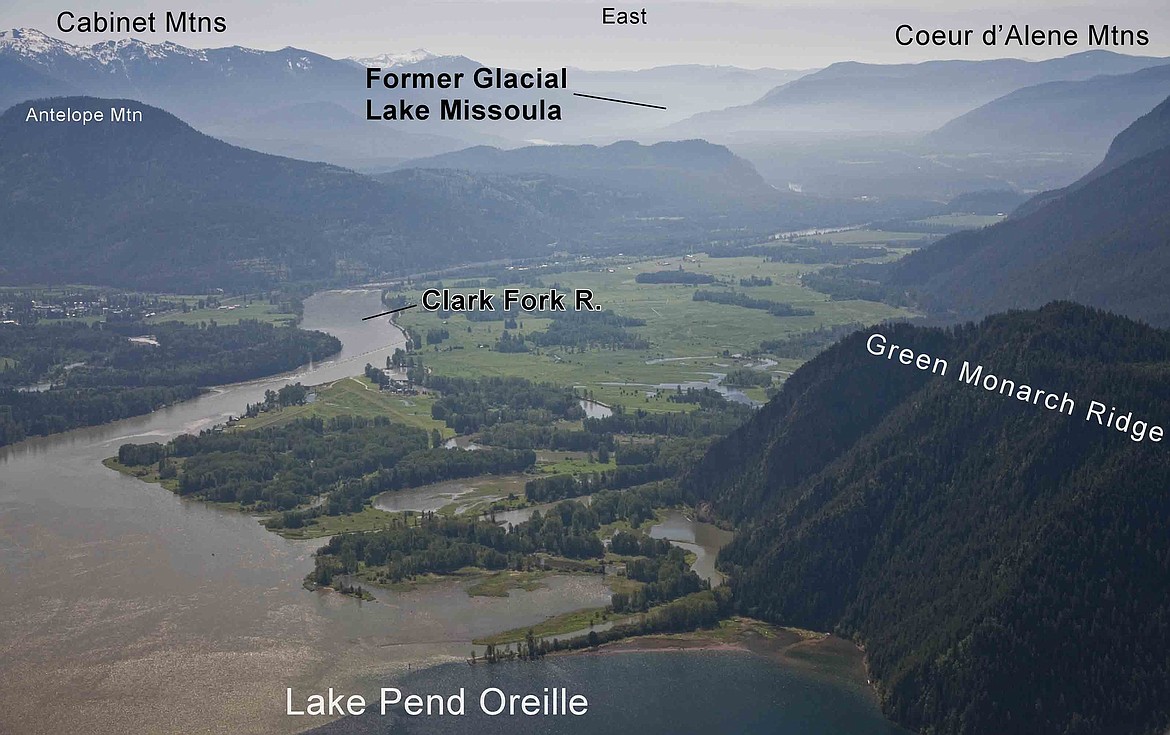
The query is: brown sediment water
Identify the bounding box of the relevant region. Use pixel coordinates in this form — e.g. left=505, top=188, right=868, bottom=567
left=0, top=290, right=609, bottom=735
left=649, top=508, right=735, bottom=585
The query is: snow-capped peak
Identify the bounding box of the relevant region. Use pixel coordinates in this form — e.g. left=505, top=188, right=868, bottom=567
left=0, top=28, right=217, bottom=66
left=89, top=37, right=208, bottom=63
left=0, top=27, right=87, bottom=58
left=350, top=49, right=437, bottom=68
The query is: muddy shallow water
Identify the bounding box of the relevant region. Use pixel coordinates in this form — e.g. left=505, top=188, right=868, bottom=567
left=0, top=291, right=604, bottom=735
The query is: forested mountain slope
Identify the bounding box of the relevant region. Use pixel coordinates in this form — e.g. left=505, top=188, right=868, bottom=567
left=879, top=96, right=1170, bottom=326
left=686, top=303, right=1170, bottom=735
left=1083, top=93, right=1170, bottom=181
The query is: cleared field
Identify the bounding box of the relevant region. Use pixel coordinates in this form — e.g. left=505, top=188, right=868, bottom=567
left=913, top=213, right=1006, bottom=228
left=537, top=453, right=617, bottom=475
left=810, top=229, right=935, bottom=245
left=148, top=296, right=298, bottom=326
left=233, top=376, right=449, bottom=435
left=279, top=505, right=401, bottom=539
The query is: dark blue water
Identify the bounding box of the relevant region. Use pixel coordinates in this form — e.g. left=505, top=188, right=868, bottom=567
left=308, top=650, right=906, bottom=735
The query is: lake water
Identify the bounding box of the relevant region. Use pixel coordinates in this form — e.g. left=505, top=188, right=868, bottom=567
left=0, top=289, right=900, bottom=735
left=307, top=650, right=904, bottom=735
left=578, top=398, right=613, bottom=419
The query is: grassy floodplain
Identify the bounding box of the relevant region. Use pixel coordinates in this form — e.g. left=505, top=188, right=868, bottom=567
left=392, top=252, right=913, bottom=412
left=473, top=606, right=618, bottom=646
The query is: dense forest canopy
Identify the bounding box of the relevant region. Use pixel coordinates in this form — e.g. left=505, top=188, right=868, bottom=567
left=684, top=302, right=1170, bottom=735
left=0, top=320, right=339, bottom=446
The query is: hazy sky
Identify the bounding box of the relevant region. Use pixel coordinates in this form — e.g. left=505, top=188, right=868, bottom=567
left=4, top=1, right=1169, bottom=69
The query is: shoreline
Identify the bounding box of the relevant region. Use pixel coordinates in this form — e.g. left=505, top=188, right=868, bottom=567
left=570, top=617, right=878, bottom=697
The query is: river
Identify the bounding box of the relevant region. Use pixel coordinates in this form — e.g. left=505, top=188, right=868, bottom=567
left=0, top=289, right=899, bottom=735
left=649, top=509, right=735, bottom=586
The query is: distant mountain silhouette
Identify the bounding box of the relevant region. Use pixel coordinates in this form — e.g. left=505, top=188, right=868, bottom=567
left=880, top=95, right=1170, bottom=326
left=671, top=51, right=1169, bottom=138
left=1084, top=92, right=1170, bottom=179
left=927, top=64, right=1170, bottom=154
left=392, top=139, right=780, bottom=211
left=0, top=28, right=807, bottom=165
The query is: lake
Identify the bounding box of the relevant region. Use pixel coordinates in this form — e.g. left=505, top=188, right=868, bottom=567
left=307, top=650, right=905, bottom=735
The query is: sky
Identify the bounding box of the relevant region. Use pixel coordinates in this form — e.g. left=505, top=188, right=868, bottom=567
left=3, top=1, right=1169, bottom=70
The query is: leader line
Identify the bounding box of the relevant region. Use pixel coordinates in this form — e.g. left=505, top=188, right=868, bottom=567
left=361, top=304, right=417, bottom=321
left=572, top=92, right=667, bottom=110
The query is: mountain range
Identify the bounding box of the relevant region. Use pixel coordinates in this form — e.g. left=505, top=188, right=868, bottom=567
left=658, top=51, right=1170, bottom=202
left=670, top=51, right=1170, bottom=140
left=0, top=27, right=475, bottom=167
left=349, top=49, right=439, bottom=68
left=9, top=27, right=1170, bottom=206
left=0, top=28, right=805, bottom=168
left=0, top=96, right=908, bottom=292
left=386, top=139, right=780, bottom=211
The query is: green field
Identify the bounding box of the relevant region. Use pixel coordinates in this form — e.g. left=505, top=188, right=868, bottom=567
left=536, top=452, right=617, bottom=475
left=147, top=296, right=298, bottom=326
left=279, top=505, right=401, bottom=539
left=393, top=253, right=912, bottom=412
left=809, top=229, right=935, bottom=245
left=232, top=376, right=450, bottom=435
left=913, top=213, right=1006, bottom=228
left=0, top=287, right=300, bottom=326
